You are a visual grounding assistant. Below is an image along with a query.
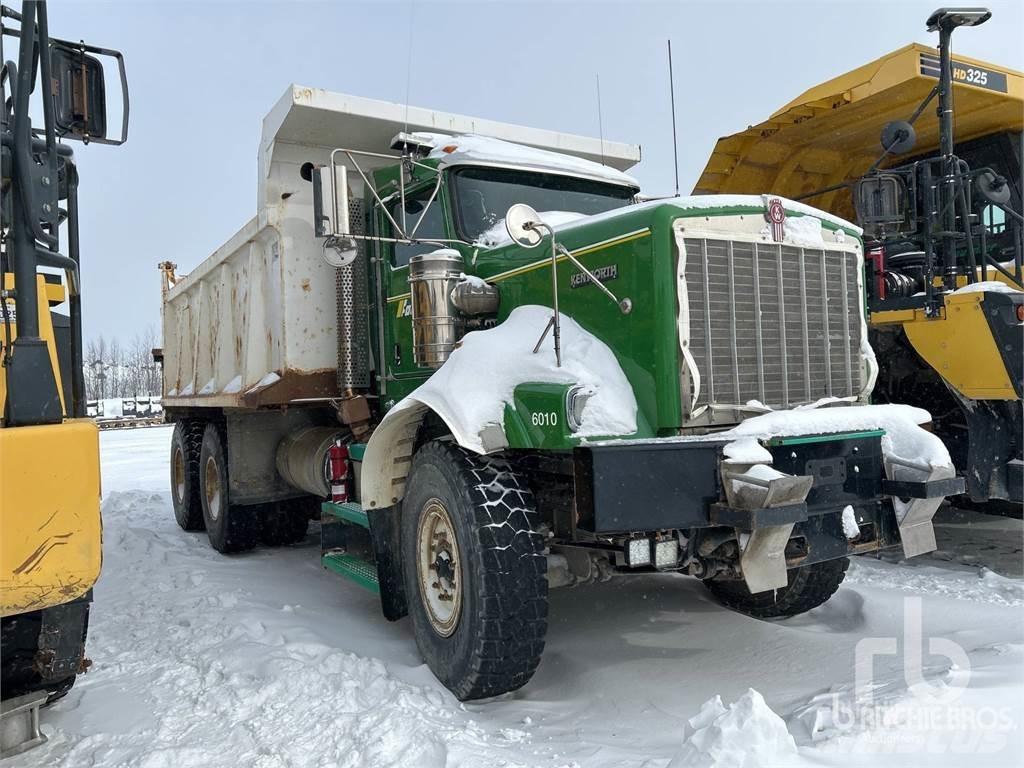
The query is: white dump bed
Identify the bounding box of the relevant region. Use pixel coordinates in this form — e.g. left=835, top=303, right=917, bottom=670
left=160, top=86, right=641, bottom=408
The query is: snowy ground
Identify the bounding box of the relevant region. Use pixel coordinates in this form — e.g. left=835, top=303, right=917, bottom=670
left=23, top=425, right=1024, bottom=767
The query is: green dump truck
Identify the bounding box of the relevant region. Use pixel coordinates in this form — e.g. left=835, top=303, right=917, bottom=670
left=160, top=87, right=961, bottom=700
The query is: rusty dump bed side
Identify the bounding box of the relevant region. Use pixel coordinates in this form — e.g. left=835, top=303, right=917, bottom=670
left=160, top=212, right=342, bottom=411
left=694, top=43, right=1024, bottom=220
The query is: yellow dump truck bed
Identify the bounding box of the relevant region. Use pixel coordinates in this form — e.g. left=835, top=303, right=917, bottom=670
left=694, top=43, right=1023, bottom=220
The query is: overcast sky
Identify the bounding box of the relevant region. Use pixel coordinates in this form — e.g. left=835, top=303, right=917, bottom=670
left=32, top=0, right=1024, bottom=343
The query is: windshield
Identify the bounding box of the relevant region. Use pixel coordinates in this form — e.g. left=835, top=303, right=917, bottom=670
left=452, top=167, right=635, bottom=243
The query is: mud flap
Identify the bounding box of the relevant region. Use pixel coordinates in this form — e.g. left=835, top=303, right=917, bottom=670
left=884, top=456, right=957, bottom=558
left=739, top=523, right=797, bottom=594
left=722, top=464, right=814, bottom=593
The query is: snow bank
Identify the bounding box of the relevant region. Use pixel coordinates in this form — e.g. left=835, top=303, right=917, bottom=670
left=668, top=689, right=800, bottom=768
left=413, top=132, right=640, bottom=188
left=474, top=210, right=587, bottom=249
left=401, top=305, right=637, bottom=452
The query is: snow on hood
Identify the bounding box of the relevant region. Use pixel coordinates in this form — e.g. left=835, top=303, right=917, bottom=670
left=543, top=193, right=862, bottom=238
left=397, top=305, right=637, bottom=453
left=474, top=210, right=588, bottom=249
left=410, top=132, right=640, bottom=188
left=667, top=689, right=799, bottom=768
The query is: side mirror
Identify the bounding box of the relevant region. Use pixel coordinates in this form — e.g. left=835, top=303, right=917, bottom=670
left=880, top=120, right=916, bottom=156
left=504, top=203, right=544, bottom=248
left=49, top=40, right=129, bottom=145
left=303, top=162, right=350, bottom=237
left=302, top=161, right=356, bottom=267
left=854, top=173, right=910, bottom=238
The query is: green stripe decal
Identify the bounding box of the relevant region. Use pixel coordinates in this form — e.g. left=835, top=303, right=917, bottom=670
left=385, top=228, right=651, bottom=303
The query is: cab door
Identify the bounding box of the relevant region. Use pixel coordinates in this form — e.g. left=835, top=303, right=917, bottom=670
left=377, top=182, right=453, bottom=398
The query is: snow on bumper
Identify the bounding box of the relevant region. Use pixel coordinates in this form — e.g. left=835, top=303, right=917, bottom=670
left=584, top=404, right=960, bottom=591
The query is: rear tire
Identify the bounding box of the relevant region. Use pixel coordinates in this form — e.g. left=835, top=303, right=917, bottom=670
left=704, top=557, right=849, bottom=619
left=401, top=441, right=548, bottom=701
left=170, top=420, right=206, bottom=531
left=199, top=423, right=258, bottom=554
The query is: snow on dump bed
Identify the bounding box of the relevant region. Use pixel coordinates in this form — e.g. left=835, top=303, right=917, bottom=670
left=408, top=131, right=641, bottom=188
left=401, top=305, right=637, bottom=453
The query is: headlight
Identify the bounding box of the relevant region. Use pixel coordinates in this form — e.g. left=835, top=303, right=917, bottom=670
left=565, top=385, right=593, bottom=433
left=625, top=537, right=651, bottom=568
left=653, top=537, right=679, bottom=569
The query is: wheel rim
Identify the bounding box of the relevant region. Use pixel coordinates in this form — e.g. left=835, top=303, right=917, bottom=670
left=416, top=498, right=462, bottom=637
left=205, top=456, right=222, bottom=522
left=172, top=446, right=186, bottom=504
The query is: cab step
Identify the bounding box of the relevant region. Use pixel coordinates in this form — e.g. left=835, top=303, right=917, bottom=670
left=321, top=501, right=369, bottom=528
left=322, top=552, right=380, bottom=593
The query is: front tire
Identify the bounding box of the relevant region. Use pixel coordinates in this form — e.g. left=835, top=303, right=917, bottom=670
left=199, top=423, right=258, bottom=554
left=401, top=441, right=548, bottom=701
left=704, top=557, right=849, bottom=619
left=170, top=420, right=206, bottom=531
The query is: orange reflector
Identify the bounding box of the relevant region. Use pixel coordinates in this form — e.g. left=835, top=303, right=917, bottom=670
left=441, top=145, right=458, bottom=154
left=1016, top=304, right=1024, bottom=322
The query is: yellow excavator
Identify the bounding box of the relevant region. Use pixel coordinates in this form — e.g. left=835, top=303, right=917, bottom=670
left=696, top=7, right=1023, bottom=506
left=1, top=0, right=128, bottom=755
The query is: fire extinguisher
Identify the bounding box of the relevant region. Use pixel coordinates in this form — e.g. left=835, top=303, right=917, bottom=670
left=328, top=441, right=349, bottom=503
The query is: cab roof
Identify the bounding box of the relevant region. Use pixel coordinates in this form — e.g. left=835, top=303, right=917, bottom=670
left=693, top=43, right=1023, bottom=219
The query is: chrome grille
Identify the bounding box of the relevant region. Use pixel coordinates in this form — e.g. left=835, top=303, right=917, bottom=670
left=682, top=237, right=862, bottom=415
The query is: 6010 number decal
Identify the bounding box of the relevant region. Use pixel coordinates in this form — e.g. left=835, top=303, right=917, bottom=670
left=531, top=411, right=558, bottom=427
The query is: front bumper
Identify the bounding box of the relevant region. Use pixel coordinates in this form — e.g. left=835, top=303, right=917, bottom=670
left=572, top=431, right=961, bottom=587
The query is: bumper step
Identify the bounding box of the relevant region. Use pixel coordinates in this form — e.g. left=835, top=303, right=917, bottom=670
left=321, top=501, right=369, bottom=528
left=322, top=552, right=380, bottom=593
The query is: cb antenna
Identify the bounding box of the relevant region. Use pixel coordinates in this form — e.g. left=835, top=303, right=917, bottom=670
left=667, top=39, right=680, bottom=196
left=595, top=73, right=606, bottom=166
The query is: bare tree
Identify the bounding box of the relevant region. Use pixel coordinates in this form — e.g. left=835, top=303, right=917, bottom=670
left=84, top=326, right=161, bottom=401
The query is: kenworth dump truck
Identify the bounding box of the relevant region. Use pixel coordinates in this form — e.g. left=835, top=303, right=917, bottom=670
left=1, top=0, right=128, bottom=755
left=696, top=7, right=1024, bottom=505
left=160, top=86, right=960, bottom=700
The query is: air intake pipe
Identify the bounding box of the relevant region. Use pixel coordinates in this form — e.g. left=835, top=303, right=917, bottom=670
left=408, top=248, right=465, bottom=368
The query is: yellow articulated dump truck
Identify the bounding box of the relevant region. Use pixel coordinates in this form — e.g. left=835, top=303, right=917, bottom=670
left=1, top=1, right=128, bottom=756
left=696, top=7, right=1023, bottom=505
